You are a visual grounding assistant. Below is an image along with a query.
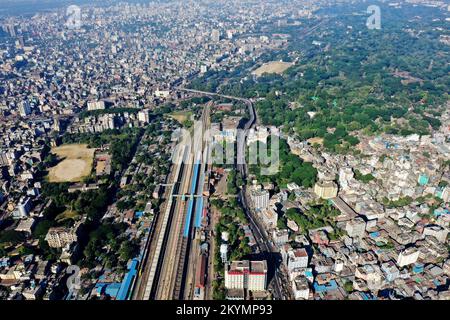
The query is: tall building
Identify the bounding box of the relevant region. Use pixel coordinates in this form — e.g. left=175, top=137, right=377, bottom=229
left=440, top=186, right=450, bottom=202
left=287, top=248, right=309, bottom=272
left=138, top=109, right=150, bottom=123
left=45, top=227, right=78, bottom=248
left=292, top=276, right=310, bottom=300
left=220, top=244, right=228, bottom=263
left=19, top=101, right=31, bottom=117
left=211, top=29, right=220, bottom=42
left=250, top=189, right=270, bottom=211
left=17, top=197, right=32, bottom=218
left=345, top=217, right=366, bottom=238
left=397, top=248, right=420, bottom=267
left=87, top=100, right=106, bottom=111
left=225, top=260, right=267, bottom=292
left=313, top=180, right=338, bottom=199
left=0, top=152, right=9, bottom=166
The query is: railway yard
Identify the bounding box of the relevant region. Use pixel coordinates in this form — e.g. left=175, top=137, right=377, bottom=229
left=132, top=101, right=213, bottom=300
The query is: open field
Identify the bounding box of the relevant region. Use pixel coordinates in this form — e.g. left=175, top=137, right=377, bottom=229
left=307, top=137, right=324, bottom=145
left=47, top=144, right=95, bottom=182
left=167, top=111, right=192, bottom=124
left=55, top=209, right=80, bottom=222
left=252, top=61, right=293, bottom=77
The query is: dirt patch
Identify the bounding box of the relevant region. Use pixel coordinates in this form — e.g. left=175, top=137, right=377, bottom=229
left=167, top=111, right=192, bottom=124
left=307, top=137, right=324, bottom=145
left=48, top=144, right=95, bottom=182
left=252, top=61, right=293, bottom=77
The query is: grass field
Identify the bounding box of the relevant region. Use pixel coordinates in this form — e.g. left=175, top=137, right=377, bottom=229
left=47, top=144, right=95, bottom=183
left=167, top=110, right=192, bottom=123
left=56, top=209, right=80, bottom=222
left=252, top=61, right=293, bottom=77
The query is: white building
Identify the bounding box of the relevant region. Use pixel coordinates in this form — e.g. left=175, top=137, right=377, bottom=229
left=272, top=229, right=289, bottom=246
left=292, top=276, right=310, bottom=300
left=225, top=260, right=267, bottom=292
left=313, top=180, right=338, bottom=199
left=211, top=29, right=220, bottom=42
left=397, top=248, right=420, bottom=267
left=87, top=101, right=106, bottom=111
left=422, top=225, right=448, bottom=243
left=247, top=126, right=269, bottom=146
left=220, top=244, right=228, bottom=263
left=260, top=208, right=278, bottom=230
left=287, top=248, right=308, bottom=272
left=250, top=189, right=270, bottom=211
left=17, top=197, right=32, bottom=218
left=19, top=101, right=31, bottom=117
left=138, top=109, right=151, bottom=123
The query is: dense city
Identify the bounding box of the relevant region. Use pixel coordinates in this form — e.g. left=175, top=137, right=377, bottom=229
left=0, top=0, right=449, bottom=303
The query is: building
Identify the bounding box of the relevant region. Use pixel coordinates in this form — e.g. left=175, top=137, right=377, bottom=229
left=17, top=197, right=32, bottom=218
left=15, top=218, right=35, bottom=234
left=138, top=109, right=151, bottom=123
left=211, top=29, right=220, bottom=42
left=250, top=189, right=270, bottom=211
left=381, top=260, right=400, bottom=282
left=220, top=244, right=228, bottom=263
left=19, top=101, right=31, bottom=117
left=313, top=180, right=338, bottom=199
left=87, top=101, right=106, bottom=111
left=292, top=276, right=310, bottom=300
left=397, top=248, right=420, bottom=267
left=260, top=208, right=278, bottom=229
left=272, top=229, right=289, bottom=246
left=345, top=217, right=366, bottom=238
left=422, top=225, right=448, bottom=243
left=440, top=186, right=450, bottom=202
left=287, top=248, right=309, bottom=272
left=0, top=152, right=9, bottom=166
left=247, top=127, right=269, bottom=145
left=225, top=260, right=267, bottom=292
left=45, top=227, right=78, bottom=248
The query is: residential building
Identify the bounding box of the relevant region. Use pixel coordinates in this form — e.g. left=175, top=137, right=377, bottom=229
left=224, top=260, right=267, bottom=292
left=314, top=180, right=338, bottom=199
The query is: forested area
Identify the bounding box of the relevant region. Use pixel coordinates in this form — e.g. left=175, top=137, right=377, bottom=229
left=249, top=138, right=317, bottom=189
left=199, top=4, right=449, bottom=153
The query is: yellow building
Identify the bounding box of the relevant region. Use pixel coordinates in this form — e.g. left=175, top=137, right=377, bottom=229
left=313, top=180, right=338, bottom=199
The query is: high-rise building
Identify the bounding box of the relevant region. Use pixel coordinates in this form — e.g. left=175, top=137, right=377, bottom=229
left=17, top=197, right=32, bottom=218
left=313, top=180, right=338, bottom=199
left=345, top=217, right=366, bottom=238
left=220, top=244, right=228, bottom=263
left=0, top=152, right=9, bottom=166
left=287, top=248, right=309, bottom=272
left=138, top=109, right=150, bottom=123
left=225, top=260, right=267, bottom=292
left=250, top=189, right=270, bottom=211
left=292, top=276, right=310, bottom=300
left=19, top=101, right=31, bottom=117
left=211, top=29, right=220, bottom=42
left=45, top=227, right=78, bottom=248
left=87, top=100, right=106, bottom=111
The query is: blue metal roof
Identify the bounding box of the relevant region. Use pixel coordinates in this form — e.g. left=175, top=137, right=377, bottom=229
left=116, top=259, right=139, bottom=300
